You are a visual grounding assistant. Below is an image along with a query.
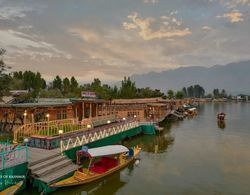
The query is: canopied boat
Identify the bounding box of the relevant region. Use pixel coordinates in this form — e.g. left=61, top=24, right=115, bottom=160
left=50, top=145, right=141, bottom=188
left=217, top=112, right=226, bottom=121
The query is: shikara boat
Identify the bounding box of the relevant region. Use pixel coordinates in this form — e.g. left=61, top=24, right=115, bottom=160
left=50, top=145, right=141, bottom=188
left=217, top=112, right=226, bottom=121
left=0, top=181, right=23, bottom=195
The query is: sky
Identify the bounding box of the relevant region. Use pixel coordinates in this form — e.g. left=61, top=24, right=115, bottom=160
left=0, top=0, right=250, bottom=82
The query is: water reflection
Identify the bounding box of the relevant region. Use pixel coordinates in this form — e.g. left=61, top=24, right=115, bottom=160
left=217, top=120, right=226, bottom=129
left=123, top=122, right=175, bottom=154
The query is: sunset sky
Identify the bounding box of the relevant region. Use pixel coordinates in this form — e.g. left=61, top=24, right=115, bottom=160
left=0, top=0, right=249, bottom=82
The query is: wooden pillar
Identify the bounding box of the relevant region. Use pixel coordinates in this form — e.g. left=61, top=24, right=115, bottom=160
left=96, top=103, right=98, bottom=118
left=90, top=103, right=92, bottom=118
left=82, top=102, right=85, bottom=119
left=101, top=103, right=104, bottom=118
left=75, top=106, right=78, bottom=119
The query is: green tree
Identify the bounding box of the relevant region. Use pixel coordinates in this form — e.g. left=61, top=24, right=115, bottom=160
left=187, top=86, right=194, bottom=97
left=167, top=89, right=174, bottom=99
left=213, top=89, right=220, bottom=98
left=182, top=87, right=187, bottom=97
left=0, top=49, right=10, bottom=97
left=52, top=75, right=62, bottom=91
left=70, top=76, right=78, bottom=92
left=63, top=77, right=70, bottom=94
left=119, top=77, right=136, bottom=98
left=176, top=91, right=184, bottom=99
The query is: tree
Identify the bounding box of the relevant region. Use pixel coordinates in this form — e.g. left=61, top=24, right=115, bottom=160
left=182, top=87, right=187, bottom=97
left=52, top=76, right=62, bottom=91
left=119, top=77, right=136, bottom=98
left=187, top=86, right=194, bottom=97
left=63, top=77, right=70, bottom=94
left=70, top=76, right=78, bottom=92
left=213, top=89, right=220, bottom=98
left=167, top=89, right=174, bottom=99
left=0, top=49, right=10, bottom=97
left=176, top=91, right=184, bottom=99
left=221, top=89, right=227, bottom=98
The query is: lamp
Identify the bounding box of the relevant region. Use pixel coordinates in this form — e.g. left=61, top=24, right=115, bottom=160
left=58, top=130, right=63, bottom=135
left=133, top=115, right=137, bottom=118
left=87, top=124, right=91, bottom=129
left=107, top=120, right=111, bottom=124
left=24, top=138, right=29, bottom=146
left=122, top=117, right=126, bottom=121
left=23, top=111, right=27, bottom=117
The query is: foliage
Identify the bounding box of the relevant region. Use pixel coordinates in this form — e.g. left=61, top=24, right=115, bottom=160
left=167, top=89, right=174, bottom=99
left=0, top=49, right=10, bottom=97
left=213, top=88, right=227, bottom=98
left=119, top=77, right=137, bottom=99
left=176, top=91, right=184, bottom=99
left=52, top=75, right=62, bottom=91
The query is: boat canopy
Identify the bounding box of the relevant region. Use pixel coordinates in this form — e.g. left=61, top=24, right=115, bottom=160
left=80, top=145, right=129, bottom=158
left=188, top=107, right=196, bottom=111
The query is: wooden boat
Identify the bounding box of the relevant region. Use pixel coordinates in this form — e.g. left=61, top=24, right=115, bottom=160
left=217, top=112, right=226, bottom=121
left=50, top=145, right=141, bottom=188
left=0, top=181, right=23, bottom=195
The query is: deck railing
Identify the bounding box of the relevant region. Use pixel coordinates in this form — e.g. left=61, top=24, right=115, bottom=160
left=0, top=143, right=28, bottom=170
left=13, top=115, right=118, bottom=144
left=60, top=120, right=139, bottom=152
left=13, top=118, right=85, bottom=143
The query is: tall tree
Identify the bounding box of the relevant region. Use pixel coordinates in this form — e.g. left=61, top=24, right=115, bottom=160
left=119, top=76, right=136, bottom=98
left=0, top=49, right=10, bottom=97
left=52, top=75, right=62, bottom=91
left=213, top=89, right=220, bottom=98
left=176, top=91, right=184, bottom=99
left=187, top=86, right=194, bottom=97
left=167, top=89, right=174, bottom=99
left=70, top=76, right=78, bottom=92
left=182, top=87, right=187, bottom=97
left=63, top=77, right=70, bottom=94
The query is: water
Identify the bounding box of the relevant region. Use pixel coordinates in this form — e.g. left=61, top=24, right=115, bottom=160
left=31, top=103, right=250, bottom=194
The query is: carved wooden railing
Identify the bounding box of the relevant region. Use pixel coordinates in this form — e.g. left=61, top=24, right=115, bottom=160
left=60, top=120, right=139, bottom=152
left=13, top=118, right=85, bottom=143
left=13, top=115, right=118, bottom=144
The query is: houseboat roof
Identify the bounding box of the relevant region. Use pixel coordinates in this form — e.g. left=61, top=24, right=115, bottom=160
left=147, top=103, right=167, bottom=107
left=112, top=97, right=166, bottom=104
left=84, top=145, right=129, bottom=158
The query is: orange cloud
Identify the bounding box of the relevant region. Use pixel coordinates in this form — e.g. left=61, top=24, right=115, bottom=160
left=217, top=10, right=244, bottom=23
left=123, top=12, right=191, bottom=40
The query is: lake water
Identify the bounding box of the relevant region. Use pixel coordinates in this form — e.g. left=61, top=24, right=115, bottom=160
left=30, top=103, right=250, bottom=194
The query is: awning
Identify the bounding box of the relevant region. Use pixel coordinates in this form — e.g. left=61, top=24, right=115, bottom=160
left=188, top=108, right=197, bottom=111
left=84, top=145, right=129, bottom=158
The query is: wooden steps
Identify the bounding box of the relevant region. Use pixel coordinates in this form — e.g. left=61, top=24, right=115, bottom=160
left=28, top=148, right=79, bottom=184
left=39, top=164, right=78, bottom=184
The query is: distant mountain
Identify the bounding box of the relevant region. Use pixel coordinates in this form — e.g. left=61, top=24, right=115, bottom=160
left=130, top=61, right=250, bottom=95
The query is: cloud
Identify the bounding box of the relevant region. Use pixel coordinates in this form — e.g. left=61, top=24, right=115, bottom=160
left=217, top=10, right=244, bottom=23
left=143, top=0, right=159, bottom=4
left=218, top=0, right=250, bottom=8
left=0, top=29, right=72, bottom=60
left=0, top=6, right=33, bottom=20
left=123, top=12, right=191, bottom=40
left=202, top=26, right=213, bottom=31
